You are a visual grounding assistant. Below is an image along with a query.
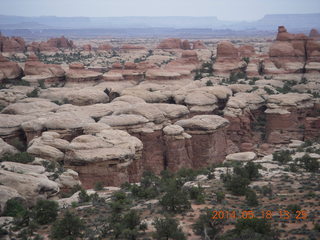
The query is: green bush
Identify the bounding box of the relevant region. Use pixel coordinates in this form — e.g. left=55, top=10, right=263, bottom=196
left=78, top=189, right=91, bottom=203
left=299, top=154, right=319, bottom=172
left=223, top=174, right=250, bottom=196
left=32, top=200, right=58, bottom=225
left=235, top=218, right=272, bottom=235
left=187, top=185, right=205, bottom=204
left=51, top=211, right=83, bottom=240
left=0, top=152, right=34, bottom=164
left=245, top=189, right=259, bottom=206
left=94, top=182, right=104, bottom=191
left=193, top=210, right=224, bottom=239
left=216, top=191, right=225, bottom=203
left=272, top=150, right=293, bottom=164
left=160, top=179, right=191, bottom=213
left=206, top=80, right=213, bottom=86
left=27, top=88, right=39, bottom=98
left=153, top=216, right=186, bottom=240
left=286, top=204, right=301, bottom=214
left=3, top=198, right=27, bottom=218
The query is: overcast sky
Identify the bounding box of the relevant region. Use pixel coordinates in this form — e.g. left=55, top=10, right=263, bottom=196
left=1, top=0, right=320, bottom=21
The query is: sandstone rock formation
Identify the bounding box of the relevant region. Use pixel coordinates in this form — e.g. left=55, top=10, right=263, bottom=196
left=1, top=98, right=59, bottom=115
left=120, top=44, right=145, bottom=50
left=27, top=36, right=75, bottom=52
left=66, top=63, right=103, bottom=83
left=22, top=112, right=95, bottom=143
left=98, top=44, right=113, bottom=51
left=157, top=38, right=183, bottom=49
left=0, top=34, right=25, bottom=52
left=0, top=54, right=23, bottom=82
left=23, top=54, right=65, bottom=84
left=0, top=138, right=19, bottom=158
left=0, top=185, right=23, bottom=214
left=265, top=93, right=319, bottom=143
left=65, top=129, right=143, bottom=188
left=175, top=115, right=229, bottom=167
left=0, top=168, right=59, bottom=204
left=213, top=41, right=247, bottom=75
left=267, top=26, right=320, bottom=74
left=309, top=28, right=320, bottom=39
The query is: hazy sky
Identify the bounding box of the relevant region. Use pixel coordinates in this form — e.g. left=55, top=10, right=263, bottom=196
left=1, top=0, right=320, bottom=21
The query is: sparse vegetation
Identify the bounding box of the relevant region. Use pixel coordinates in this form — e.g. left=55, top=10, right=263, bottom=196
left=0, top=152, right=34, bottom=164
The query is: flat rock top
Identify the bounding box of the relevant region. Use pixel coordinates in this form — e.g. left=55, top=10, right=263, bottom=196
left=99, top=114, right=149, bottom=127
left=0, top=161, right=45, bottom=174
left=175, top=115, right=229, bottom=131
left=267, top=93, right=313, bottom=106
left=2, top=100, right=58, bottom=115
left=66, top=129, right=143, bottom=163
left=225, top=152, right=257, bottom=162
left=21, top=111, right=95, bottom=131
left=163, top=125, right=184, bottom=135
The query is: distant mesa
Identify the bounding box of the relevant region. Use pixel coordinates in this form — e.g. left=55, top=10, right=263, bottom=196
left=157, top=38, right=207, bottom=50
left=26, top=36, right=75, bottom=52
left=309, top=28, right=320, bottom=39
left=120, top=44, right=145, bottom=50
left=97, top=44, right=113, bottom=51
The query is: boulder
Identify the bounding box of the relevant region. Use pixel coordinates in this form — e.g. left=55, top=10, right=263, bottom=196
left=0, top=138, right=19, bottom=158
left=0, top=161, right=45, bottom=174
left=1, top=98, right=59, bottom=115
left=0, top=169, right=59, bottom=204
left=56, top=169, right=81, bottom=191
left=225, top=152, right=257, bottom=162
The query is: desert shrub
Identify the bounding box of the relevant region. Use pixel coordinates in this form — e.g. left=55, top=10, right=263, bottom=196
left=245, top=189, right=259, bottom=206
left=227, top=72, right=247, bottom=84
left=273, top=150, right=293, bottom=164
left=32, top=200, right=58, bottom=225
left=3, top=198, right=27, bottom=218
left=216, top=191, right=225, bottom=203
left=159, top=179, right=191, bottom=213
left=193, top=210, right=224, bottom=239
left=223, top=174, right=250, bottom=196
left=109, top=191, right=131, bottom=214
left=153, top=216, right=186, bottom=240
left=264, top=86, right=275, bottom=95
left=126, top=171, right=161, bottom=199
left=27, top=88, right=39, bottom=98
left=78, top=189, right=91, bottom=203
left=94, top=182, right=104, bottom=191
left=0, top=152, right=34, bottom=164
left=300, top=77, right=308, bottom=84
left=261, top=185, right=272, bottom=196
left=286, top=204, right=301, bottom=214
left=298, top=154, right=319, bottom=172
left=235, top=218, right=272, bottom=235
left=242, top=57, right=250, bottom=64
left=115, top=210, right=147, bottom=240
left=38, top=79, right=46, bottom=89
left=194, top=70, right=202, bottom=80
left=51, top=211, right=83, bottom=240
left=206, top=80, right=213, bottom=86
left=187, top=185, right=205, bottom=204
